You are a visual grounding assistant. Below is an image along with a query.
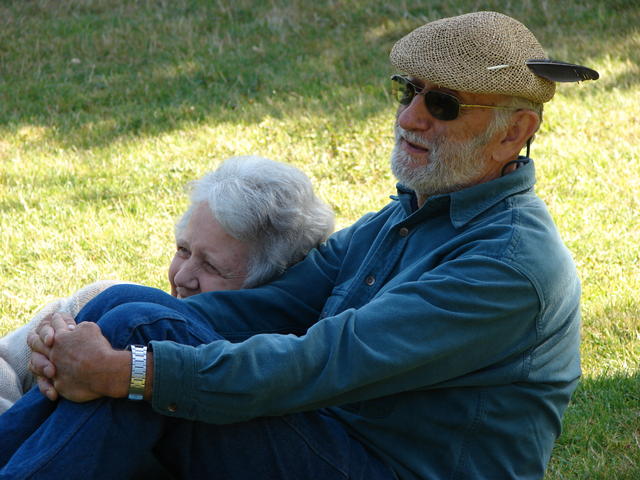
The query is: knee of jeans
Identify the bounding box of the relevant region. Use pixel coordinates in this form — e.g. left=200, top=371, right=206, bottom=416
left=76, top=285, right=177, bottom=325
left=97, top=303, right=196, bottom=348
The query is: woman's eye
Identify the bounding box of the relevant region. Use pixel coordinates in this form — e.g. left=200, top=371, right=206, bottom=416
left=204, top=262, right=220, bottom=274
left=176, top=246, right=190, bottom=257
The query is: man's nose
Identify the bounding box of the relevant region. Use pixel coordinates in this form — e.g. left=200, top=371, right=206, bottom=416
left=397, top=95, right=434, bottom=132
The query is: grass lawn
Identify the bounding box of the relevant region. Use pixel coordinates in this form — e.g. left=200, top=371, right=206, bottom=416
left=1, top=1, right=638, bottom=478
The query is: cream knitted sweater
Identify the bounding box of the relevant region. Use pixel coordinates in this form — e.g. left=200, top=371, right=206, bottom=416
left=0, top=280, right=125, bottom=414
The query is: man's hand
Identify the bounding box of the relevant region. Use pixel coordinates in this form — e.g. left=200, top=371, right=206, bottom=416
left=29, top=313, right=131, bottom=402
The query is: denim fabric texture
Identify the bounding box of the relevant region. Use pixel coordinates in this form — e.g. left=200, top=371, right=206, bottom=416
left=0, top=160, right=580, bottom=479
left=0, top=287, right=395, bottom=479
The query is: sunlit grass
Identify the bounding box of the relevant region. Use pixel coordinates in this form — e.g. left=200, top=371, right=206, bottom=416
left=0, top=1, right=638, bottom=478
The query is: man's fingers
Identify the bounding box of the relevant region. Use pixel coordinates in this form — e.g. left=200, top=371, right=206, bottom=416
left=30, top=351, right=56, bottom=379
left=36, top=376, right=58, bottom=402
left=51, top=312, right=77, bottom=333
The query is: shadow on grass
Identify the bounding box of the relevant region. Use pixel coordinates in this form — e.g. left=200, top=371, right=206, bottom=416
left=0, top=0, right=637, bottom=150
left=547, top=371, right=640, bottom=479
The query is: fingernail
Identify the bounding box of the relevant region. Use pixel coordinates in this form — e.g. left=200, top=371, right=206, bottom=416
left=68, top=324, right=76, bottom=330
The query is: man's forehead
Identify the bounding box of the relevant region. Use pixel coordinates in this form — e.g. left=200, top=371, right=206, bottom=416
left=407, top=75, right=504, bottom=103
left=407, top=76, right=457, bottom=95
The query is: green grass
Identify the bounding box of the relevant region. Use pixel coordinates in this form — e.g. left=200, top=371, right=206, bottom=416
left=1, top=0, right=638, bottom=478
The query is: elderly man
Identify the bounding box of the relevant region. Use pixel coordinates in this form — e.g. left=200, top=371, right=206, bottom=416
left=1, top=12, right=594, bottom=480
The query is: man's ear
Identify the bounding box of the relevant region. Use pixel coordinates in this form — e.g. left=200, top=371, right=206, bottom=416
left=491, top=110, right=540, bottom=163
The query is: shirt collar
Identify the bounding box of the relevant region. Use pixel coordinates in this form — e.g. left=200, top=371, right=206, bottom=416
left=395, top=158, right=537, bottom=228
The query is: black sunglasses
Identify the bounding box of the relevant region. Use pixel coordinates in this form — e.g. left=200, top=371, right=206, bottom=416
left=391, top=74, right=514, bottom=121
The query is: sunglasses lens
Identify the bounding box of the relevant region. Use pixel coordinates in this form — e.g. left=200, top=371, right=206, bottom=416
left=424, top=91, right=459, bottom=121
left=391, top=76, right=462, bottom=121
left=391, top=76, right=415, bottom=105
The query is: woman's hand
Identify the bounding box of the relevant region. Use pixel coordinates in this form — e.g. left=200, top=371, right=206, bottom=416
left=27, top=312, right=74, bottom=401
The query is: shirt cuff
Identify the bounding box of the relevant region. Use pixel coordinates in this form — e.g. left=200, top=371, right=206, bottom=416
left=149, top=340, right=199, bottom=419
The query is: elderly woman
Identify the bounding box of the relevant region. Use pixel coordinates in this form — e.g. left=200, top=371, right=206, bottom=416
left=0, top=155, right=334, bottom=414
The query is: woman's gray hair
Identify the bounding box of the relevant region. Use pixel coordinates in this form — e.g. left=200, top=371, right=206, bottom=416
left=175, top=156, right=335, bottom=288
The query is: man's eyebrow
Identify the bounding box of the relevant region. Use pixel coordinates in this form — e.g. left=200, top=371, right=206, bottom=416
left=438, top=86, right=460, bottom=96
left=407, top=76, right=425, bottom=88
left=407, top=77, right=460, bottom=97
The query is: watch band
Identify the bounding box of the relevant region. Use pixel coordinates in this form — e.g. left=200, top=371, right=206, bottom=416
left=128, top=345, right=147, bottom=401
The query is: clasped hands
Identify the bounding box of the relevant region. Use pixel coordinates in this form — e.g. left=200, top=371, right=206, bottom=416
left=27, top=313, right=129, bottom=403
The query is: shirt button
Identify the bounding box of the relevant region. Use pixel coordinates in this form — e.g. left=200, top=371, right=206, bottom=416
left=399, top=227, right=409, bottom=237
left=167, top=403, right=178, bottom=413
left=365, top=275, right=376, bottom=286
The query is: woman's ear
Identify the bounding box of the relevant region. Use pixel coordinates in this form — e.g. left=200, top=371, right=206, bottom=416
left=491, top=110, right=540, bottom=163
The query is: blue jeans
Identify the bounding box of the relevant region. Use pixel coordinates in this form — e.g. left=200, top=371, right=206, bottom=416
left=0, top=285, right=396, bottom=480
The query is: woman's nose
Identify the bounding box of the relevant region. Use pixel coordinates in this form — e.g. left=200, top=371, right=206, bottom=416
left=174, top=263, right=199, bottom=291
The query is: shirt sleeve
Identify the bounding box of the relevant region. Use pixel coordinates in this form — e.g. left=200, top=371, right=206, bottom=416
left=177, top=214, right=373, bottom=341
left=151, top=254, right=542, bottom=423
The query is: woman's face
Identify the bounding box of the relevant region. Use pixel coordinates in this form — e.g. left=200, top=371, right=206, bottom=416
left=168, top=202, right=250, bottom=298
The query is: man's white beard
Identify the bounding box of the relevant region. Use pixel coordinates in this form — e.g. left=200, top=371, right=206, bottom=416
left=391, top=124, right=492, bottom=198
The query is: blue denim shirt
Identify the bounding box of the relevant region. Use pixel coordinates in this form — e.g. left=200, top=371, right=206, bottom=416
left=152, top=160, right=581, bottom=480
